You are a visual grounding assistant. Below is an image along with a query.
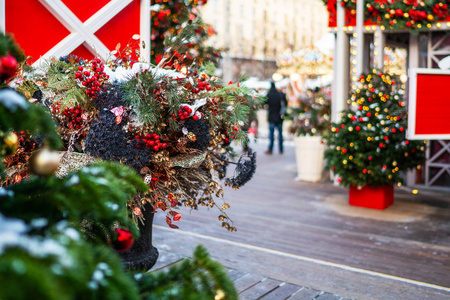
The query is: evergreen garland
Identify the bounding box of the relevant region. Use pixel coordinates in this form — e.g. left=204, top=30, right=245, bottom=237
left=367, top=0, right=449, bottom=31
left=325, top=70, right=426, bottom=188
left=324, top=0, right=449, bottom=31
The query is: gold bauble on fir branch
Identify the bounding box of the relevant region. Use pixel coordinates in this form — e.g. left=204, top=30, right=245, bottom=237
left=29, top=149, right=61, bottom=177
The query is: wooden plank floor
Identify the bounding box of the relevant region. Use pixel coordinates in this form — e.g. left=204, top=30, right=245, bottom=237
left=152, top=139, right=450, bottom=299
left=151, top=255, right=348, bottom=300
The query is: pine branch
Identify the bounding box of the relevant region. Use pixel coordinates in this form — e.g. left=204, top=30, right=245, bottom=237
left=0, top=32, right=26, bottom=62
left=0, top=162, right=148, bottom=238
left=135, top=245, right=238, bottom=300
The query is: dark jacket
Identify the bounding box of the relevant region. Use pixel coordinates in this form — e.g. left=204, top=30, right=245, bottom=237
left=266, top=83, right=287, bottom=124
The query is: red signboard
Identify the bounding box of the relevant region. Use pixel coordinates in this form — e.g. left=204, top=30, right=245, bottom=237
left=4, top=0, right=147, bottom=64
left=408, top=68, right=450, bottom=140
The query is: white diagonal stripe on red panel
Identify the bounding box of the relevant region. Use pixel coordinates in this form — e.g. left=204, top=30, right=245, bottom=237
left=34, top=0, right=132, bottom=66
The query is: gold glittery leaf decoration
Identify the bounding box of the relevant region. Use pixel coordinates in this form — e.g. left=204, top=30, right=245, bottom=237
left=166, top=152, right=207, bottom=169
left=55, top=151, right=98, bottom=178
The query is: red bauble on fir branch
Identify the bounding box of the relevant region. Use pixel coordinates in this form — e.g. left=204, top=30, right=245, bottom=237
left=0, top=55, right=18, bottom=81
left=112, top=228, right=134, bottom=252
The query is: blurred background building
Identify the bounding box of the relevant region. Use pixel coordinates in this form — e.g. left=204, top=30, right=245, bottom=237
left=200, top=0, right=329, bottom=81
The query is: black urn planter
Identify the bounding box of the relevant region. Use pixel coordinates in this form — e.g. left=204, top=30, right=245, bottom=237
left=119, top=203, right=159, bottom=271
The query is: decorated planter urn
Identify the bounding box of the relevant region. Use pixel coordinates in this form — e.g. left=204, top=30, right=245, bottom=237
left=294, top=135, right=325, bottom=182
left=119, top=203, right=159, bottom=270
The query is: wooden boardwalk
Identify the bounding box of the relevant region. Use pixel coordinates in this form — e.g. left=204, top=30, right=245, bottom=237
left=151, top=245, right=349, bottom=300
left=154, top=261, right=349, bottom=299
left=152, top=139, right=450, bottom=299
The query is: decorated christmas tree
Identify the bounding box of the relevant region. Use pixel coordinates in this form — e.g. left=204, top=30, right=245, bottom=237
left=151, top=0, right=221, bottom=66
left=325, top=70, right=426, bottom=188
left=0, top=31, right=238, bottom=300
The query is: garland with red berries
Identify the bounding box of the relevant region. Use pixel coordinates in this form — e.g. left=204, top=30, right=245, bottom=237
left=324, top=0, right=449, bottom=30
left=368, top=0, right=449, bottom=30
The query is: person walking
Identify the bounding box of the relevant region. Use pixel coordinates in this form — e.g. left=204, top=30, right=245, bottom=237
left=265, top=81, right=287, bottom=154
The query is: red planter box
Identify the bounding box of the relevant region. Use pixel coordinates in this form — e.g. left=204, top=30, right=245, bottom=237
left=349, top=185, right=394, bottom=210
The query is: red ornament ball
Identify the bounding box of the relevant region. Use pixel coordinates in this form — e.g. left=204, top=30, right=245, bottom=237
left=112, top=228, right=134, bottom=252
left=0, top=55, right=18, bottom=80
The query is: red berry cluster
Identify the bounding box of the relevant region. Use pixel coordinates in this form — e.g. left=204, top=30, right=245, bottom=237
left=134, top=133, right=168, bottom=151
left=176, top=105, right=192, bottom=120
left=221, top=130, right=231, bottom=145
left=50, top=103, right=61, bottom=114
left=408, top=9, right=427, bottom=21
left=14, top=131, right=37, bottom=152
left=62, top=105, right=87, bottom=129
left=433, top=3, right=448, bottom=19
left=74, top=58, right=109, bottom=99
left=191, top=78, right=211, bottom=94
left=367, top=5, right=379, bottom=17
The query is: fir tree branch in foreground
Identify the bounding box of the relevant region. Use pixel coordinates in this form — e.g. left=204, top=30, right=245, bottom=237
left=135, top=245, right=238, bottom=300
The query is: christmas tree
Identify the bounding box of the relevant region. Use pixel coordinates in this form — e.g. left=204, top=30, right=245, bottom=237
left=325, top=70, right=426, bottom=188
left=150, top=0, right=221, bottom=66
left=0, top=32, right=238, bottom=300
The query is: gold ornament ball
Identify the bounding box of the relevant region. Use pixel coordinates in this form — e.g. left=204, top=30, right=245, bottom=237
left=4, top=132, right=18, bottom=147
left=427, top=14, right=434, bottom=22
left=3, top=132, right=19, bottom=155
left=29, top=149, right=61, bottom=177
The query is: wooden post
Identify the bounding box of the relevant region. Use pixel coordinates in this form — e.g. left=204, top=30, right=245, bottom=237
left=373, top=27, right=385, bottom=70
left=332, top=0, right=349, bottom=122
left=0, top=0, right=5, bottom=34
left=407, top=33, right=420, bottom=187
left=355, top=0, right=364, bottom=76
left=140, top=0, right=151, bottom=63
